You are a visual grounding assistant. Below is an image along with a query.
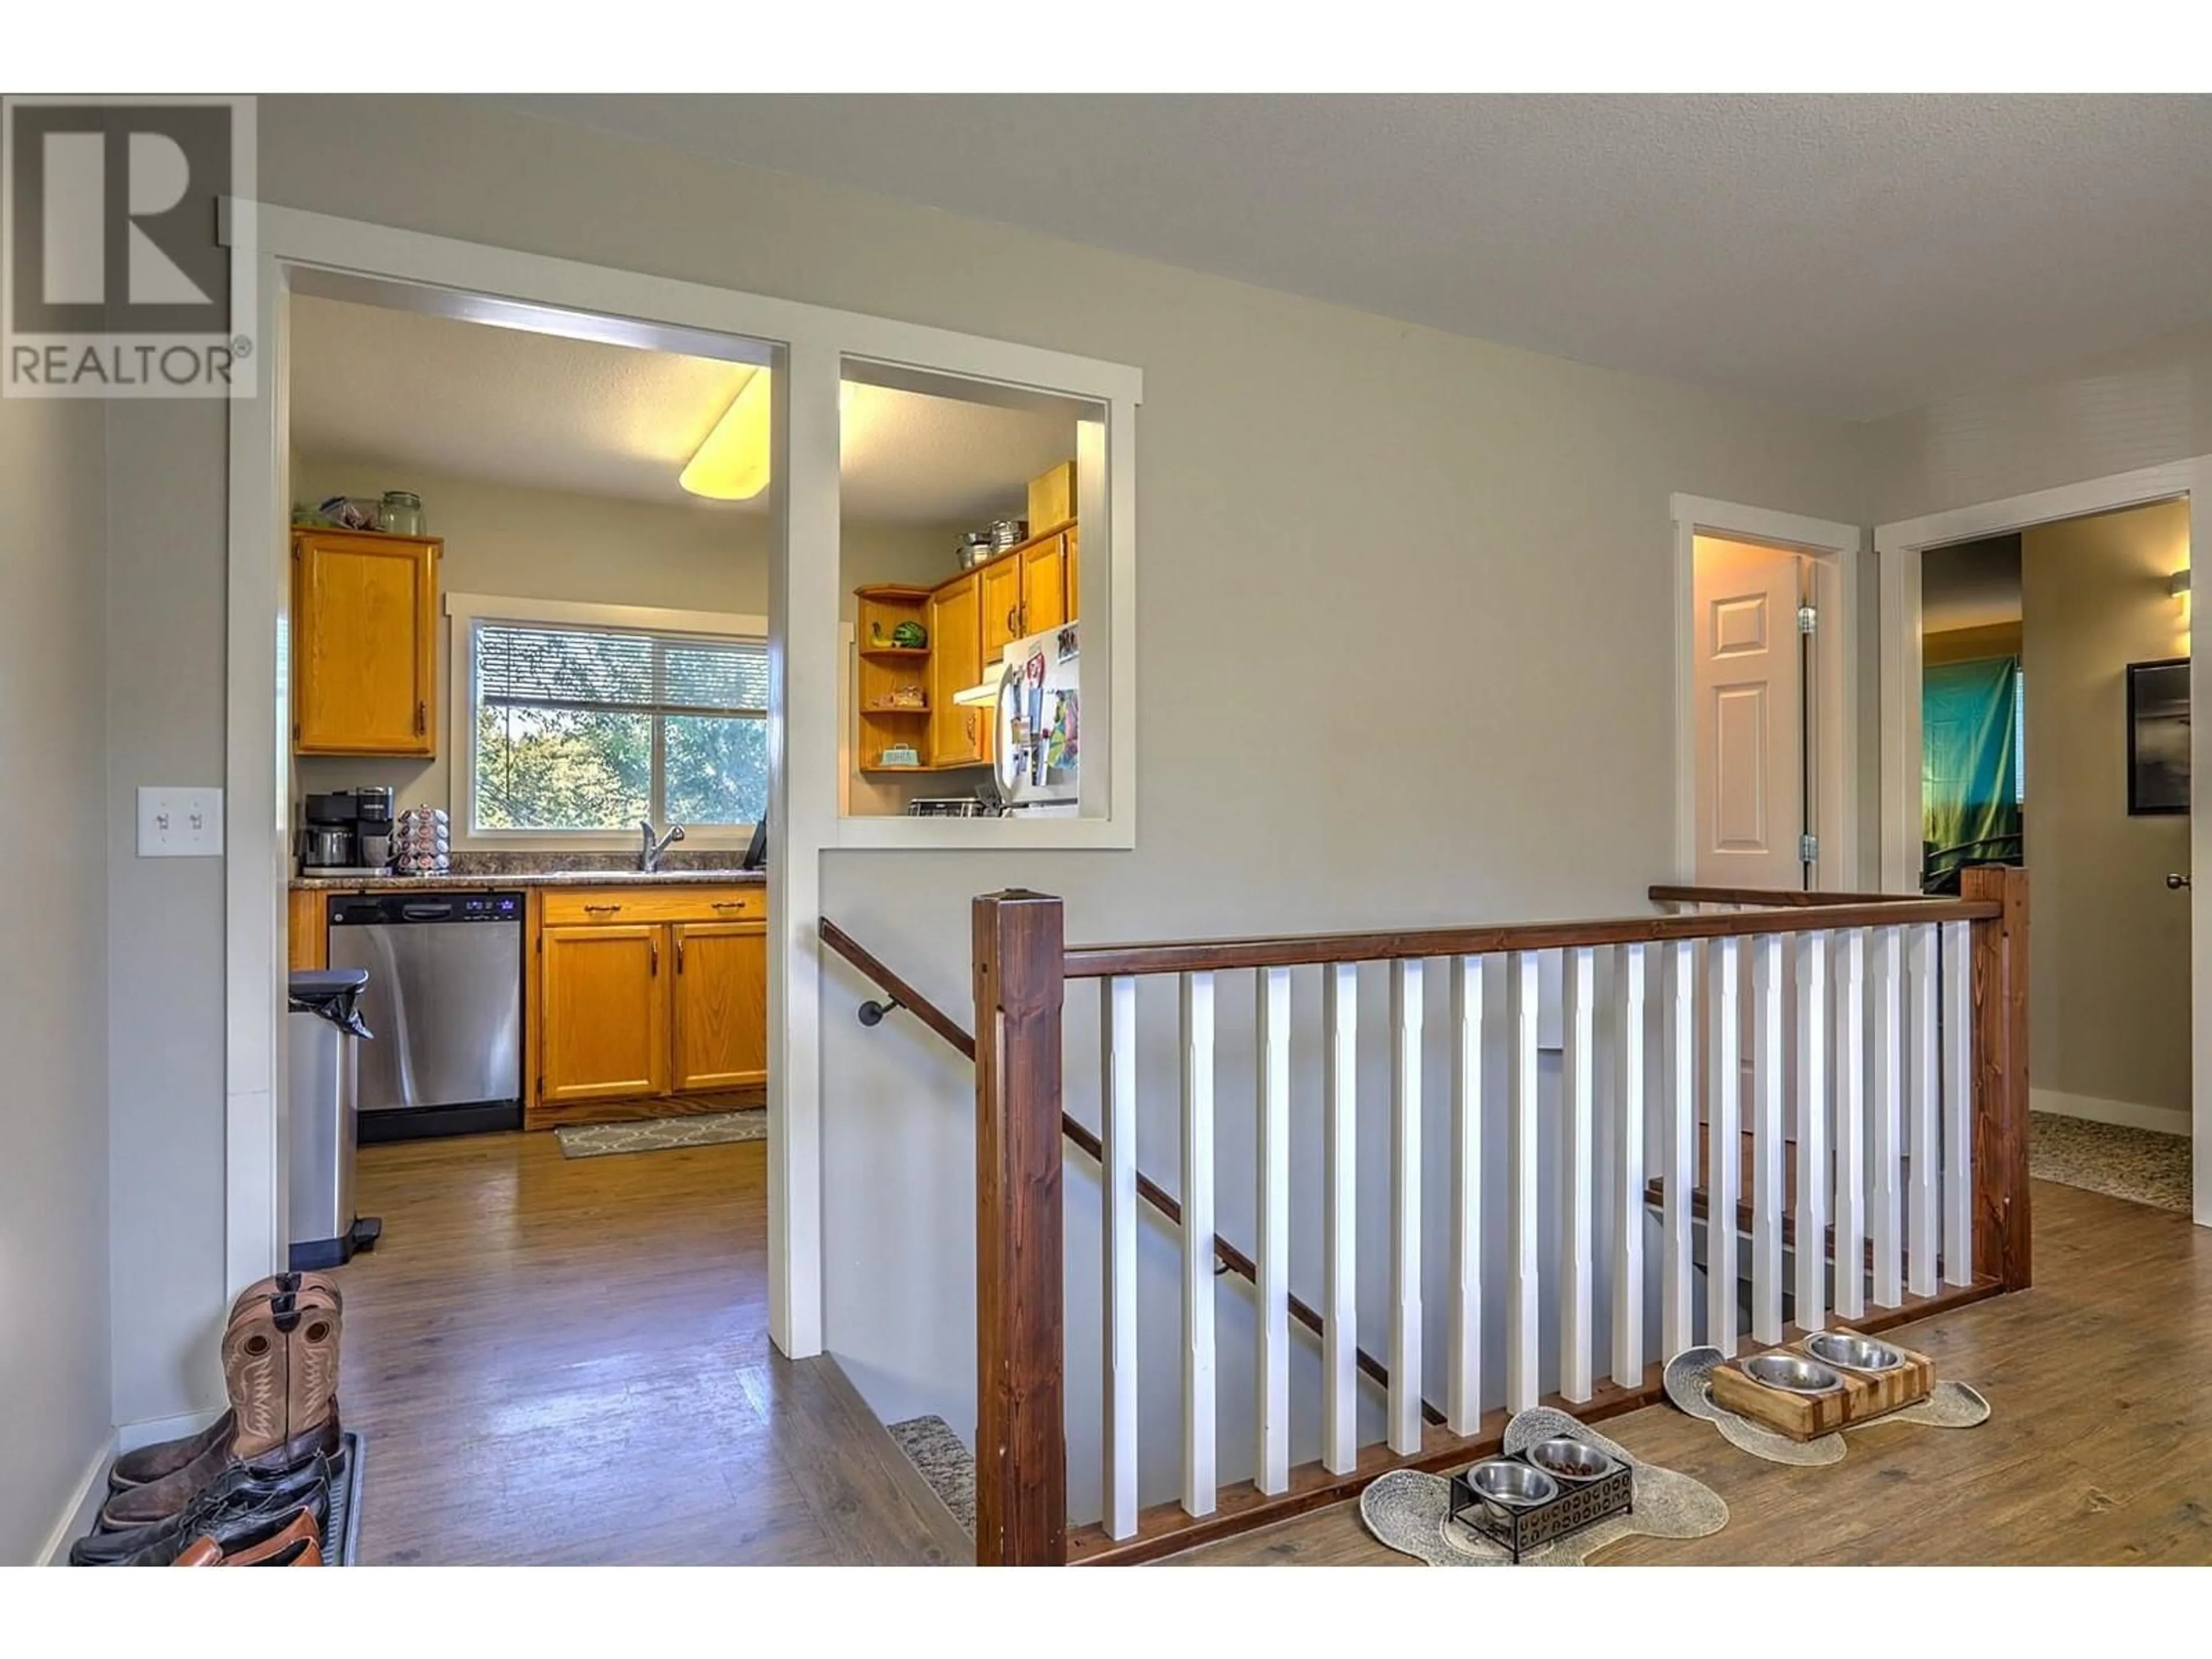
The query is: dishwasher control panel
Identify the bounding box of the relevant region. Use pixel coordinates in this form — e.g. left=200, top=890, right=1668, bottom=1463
left=328, top=891, right=524, bottom=925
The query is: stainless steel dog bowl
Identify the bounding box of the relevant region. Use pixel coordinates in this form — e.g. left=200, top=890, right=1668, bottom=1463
left=1804, top=1332, right=1905, bottom=1372
left=1467, top=1459, right=1558, bottom=1508
left=1524, top=1437, right=1615, bottom=1483
left=1743, top=1352, right=1844, bottom=1394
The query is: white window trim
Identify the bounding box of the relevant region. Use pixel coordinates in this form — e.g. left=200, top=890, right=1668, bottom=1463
left=446, top=590, right=770, bottom=851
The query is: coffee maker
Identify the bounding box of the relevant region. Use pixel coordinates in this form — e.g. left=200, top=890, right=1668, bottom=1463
left=300, top=787, right=395, bottom=874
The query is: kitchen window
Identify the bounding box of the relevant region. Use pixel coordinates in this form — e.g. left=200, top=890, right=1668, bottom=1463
left=457, top=600, right=768, bottom=838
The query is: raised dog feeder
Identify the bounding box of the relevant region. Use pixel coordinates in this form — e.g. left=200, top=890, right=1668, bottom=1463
left=1709, top=1331, right=1937, bottom=1440
left=1447, top=1444, right=1633, bottom=1563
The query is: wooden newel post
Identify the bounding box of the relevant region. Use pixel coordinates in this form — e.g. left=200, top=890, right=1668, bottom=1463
left=972, top=891, right=1067, bottom=1566
left=1961, top=866, right=2031, bottom=1290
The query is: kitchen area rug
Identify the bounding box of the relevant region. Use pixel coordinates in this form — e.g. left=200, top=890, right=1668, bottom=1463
left=555, top=1109, right=766, bottom=1159
left=1360, top=1408, right=1726, bottom=1566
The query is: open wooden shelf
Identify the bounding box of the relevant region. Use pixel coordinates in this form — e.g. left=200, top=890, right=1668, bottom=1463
left=859, top=646, right=930, bottom=660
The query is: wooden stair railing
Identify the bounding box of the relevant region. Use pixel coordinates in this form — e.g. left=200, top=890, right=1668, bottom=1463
left=816, top=917, right=1448, bottom=1463
left=952, top=870, right=2031, bottom=1566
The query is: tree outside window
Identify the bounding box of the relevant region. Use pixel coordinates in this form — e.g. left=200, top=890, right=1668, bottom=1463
left=472, top=619, right=767, bottom=831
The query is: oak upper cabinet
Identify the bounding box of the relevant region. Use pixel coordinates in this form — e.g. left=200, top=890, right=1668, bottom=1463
left=539, top=923, right=670, bottom=1104
left=1063, top=524, right=1079, bottom=623
left=1019, top=532, right=1069, bottom=634
left=291, top=528, right=440, bottom=756
left=671, top=922, right=769, bottom=1091
left=979, top=551, right=1024, bottom=663
left=927, top=572, right=991, bottom=768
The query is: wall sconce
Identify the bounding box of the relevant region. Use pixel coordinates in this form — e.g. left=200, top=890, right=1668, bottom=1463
left=2171, top=566, right=2191, bottom=636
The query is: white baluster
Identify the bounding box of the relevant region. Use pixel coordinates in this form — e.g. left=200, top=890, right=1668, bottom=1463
left=1255, top=966, right=1291, bottom=1494
left=1612, top=942, right=1647, bottom=1388
left=1100, top=976, right=1138, bottom=1539
left=1907, top=925, right=1941, bottom=1297
left=1388, top=959, right=1425, bottom=1455
left=1793, top=931, right=1830, bottom=1334
left=1448, top=955, right=1484, bottom=1434
left=1706, top=937, right=1743, bottom=1357
left=1834, top=929, right=1867, bottom=1320
left=1180, top=970, right=1216, bottom=1516
left=1750, top=933, right=1785, bottom=1344
left=1321, top=961, right=1359, bottom=1474
left=1560, top=946, right=1596, bottom=1402
left=1941, top=922, right=1974, bottom=1286
left=1870, top=926, right=1905, bottom=1308
left=1662, top=938, right=1696, bottom=1357
left=1506, top=950, right=1541, bottom=1411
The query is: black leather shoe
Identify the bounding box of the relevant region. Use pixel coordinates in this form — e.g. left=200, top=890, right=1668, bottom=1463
left=70, top=1454, right=330, bottom=1566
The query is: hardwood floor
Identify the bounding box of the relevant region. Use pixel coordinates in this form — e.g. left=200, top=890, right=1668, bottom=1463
left=1173, top=1179, right=2212, bottom=1566
left=342, top=1130, right=967, bottom=1565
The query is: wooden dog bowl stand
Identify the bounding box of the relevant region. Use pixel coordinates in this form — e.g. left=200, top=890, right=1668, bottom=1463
left=1707, top=1331, right=1936, bottom=1441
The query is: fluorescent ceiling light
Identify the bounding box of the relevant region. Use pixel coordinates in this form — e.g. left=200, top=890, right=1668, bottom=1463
left=680, top=374, right=855, bottom=501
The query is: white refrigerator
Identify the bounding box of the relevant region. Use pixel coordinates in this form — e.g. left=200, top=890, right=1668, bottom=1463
left=992, top=622, right=1080, bottom=816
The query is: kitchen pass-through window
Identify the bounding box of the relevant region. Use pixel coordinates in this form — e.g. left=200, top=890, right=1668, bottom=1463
left=469, top=615, right=768, bottom=833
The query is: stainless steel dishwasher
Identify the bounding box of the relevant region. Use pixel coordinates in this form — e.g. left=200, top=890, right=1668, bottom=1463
left=327, top=890, right=524, bottom=1141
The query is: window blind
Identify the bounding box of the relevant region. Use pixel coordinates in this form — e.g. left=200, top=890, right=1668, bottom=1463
left=475, top=620, right=768, bottom=717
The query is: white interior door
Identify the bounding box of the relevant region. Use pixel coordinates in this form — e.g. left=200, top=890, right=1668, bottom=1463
left=1694, top=536, right=1808, bottom=891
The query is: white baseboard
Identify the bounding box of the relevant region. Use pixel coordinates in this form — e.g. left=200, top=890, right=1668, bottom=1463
left=116, top=1406, right=224, bottom=1455
left=36, top=1432, right=116, bottom=1566
left=2033, top=1087, right=2192, bottom=1138
left=36, top=1407, right=225, bottom=1565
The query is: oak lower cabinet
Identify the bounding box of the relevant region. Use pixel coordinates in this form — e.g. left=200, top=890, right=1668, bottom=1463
left=671, top=922, right=768, bottom=1090
left=529, top=884, right=769, bottom=1127
left=539, top=924, right=671, bottom=1104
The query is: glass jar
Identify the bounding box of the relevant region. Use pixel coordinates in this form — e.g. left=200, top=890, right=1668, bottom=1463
left=377, top=490, right=425, bottom=536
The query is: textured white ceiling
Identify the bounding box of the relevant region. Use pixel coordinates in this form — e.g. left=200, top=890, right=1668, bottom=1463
left=289, top=296, right=1075, bottom=521
left=499, top=93, right=2212, bottom=420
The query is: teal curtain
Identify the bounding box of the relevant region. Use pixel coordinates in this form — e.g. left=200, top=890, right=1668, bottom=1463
left=1922, top=656, right=2021, bottom=859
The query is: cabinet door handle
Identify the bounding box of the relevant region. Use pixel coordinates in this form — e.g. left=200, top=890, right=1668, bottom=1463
left=584, top=903, right=621, bottom=915
left=415, top=699, right=427, bottom=735
left=676, top=937, right=686, bottom=972
left=711, top=899, right=747, bottom=910
left=650, top=938, right=660, bottom=976
left=1007, top=605, right=1021, bottom=636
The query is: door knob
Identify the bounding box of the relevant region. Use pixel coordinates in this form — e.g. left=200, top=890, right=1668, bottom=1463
left=2167, top=873, right=2191, bottom=889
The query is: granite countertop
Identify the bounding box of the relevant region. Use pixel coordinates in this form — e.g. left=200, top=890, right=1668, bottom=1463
left=290, top=868, right=767, bottom=892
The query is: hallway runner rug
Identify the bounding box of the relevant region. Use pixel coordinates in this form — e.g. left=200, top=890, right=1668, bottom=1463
left=555, top=1109, right=767, bottom=1159
left=2029, top=1112, right=2190, bottom=1213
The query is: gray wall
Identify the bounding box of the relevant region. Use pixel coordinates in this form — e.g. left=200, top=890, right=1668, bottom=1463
left=1, top=395, right=112, bottom=1559
left=74, top=97, right=1865, bottom=1516
left=2022, top=501, right=2192, bottom=1124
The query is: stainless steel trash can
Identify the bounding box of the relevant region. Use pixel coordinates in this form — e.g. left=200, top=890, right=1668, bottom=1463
left=287, top=968, right=383, bottom=1270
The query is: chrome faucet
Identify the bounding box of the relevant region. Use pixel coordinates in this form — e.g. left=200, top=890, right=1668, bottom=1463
left=639, top=819, right=686, bottom=873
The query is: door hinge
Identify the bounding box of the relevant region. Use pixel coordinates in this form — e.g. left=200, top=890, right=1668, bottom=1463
left=1797, top=603, right=1818, bottom=635
left=1799, top=832, right=1819, bottom=864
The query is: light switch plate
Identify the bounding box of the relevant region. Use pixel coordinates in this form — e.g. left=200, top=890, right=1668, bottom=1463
left=138, top=786, right=225, bottom=857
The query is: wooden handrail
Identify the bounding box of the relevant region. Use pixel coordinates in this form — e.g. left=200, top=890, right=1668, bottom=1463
left=819, top=918, right=978, bottom=1060
left=1647, top=883, right=1939, bottom=908
left=1062, top=896, right=2001, bottom=980
left=817, top=915, right=1448, bottom=1431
